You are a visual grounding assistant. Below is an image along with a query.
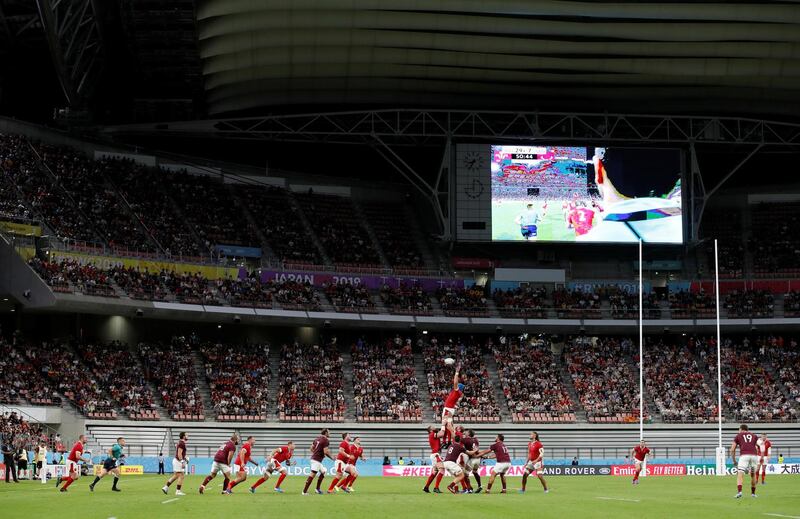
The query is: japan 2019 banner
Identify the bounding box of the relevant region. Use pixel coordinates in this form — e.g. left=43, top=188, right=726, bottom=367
left=490, top=145, right=683, bottom=244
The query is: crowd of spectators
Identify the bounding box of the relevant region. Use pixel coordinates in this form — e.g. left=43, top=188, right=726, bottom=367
left=296, top=192, right=381, bottom=267
left=108, top=266, right=169, bottom=301
left=273, top=280, right=321, bottom=310
left=77, top=341, right=158, bottom=420
left=552, top=288, right=601, bottom=319
left=493, top=286, right=547, bottom=318
left=235, top=186, right=321, bottom=266
left=0, top=337, right=60, bottom=406
left=423, top=337, right=500, bottom=422
left=564, top=336, right=644, bottom=422
left=700, top=338, right=797, bottom=422
left=724, top=290, right=774, bottom=318
left=29, top=257, right=116, bottom=296
left=750, top=202, right=800, bottom=277
left=769, top=337, right=800, bottom=406
left=0, top=134, right=36, bottom=223
left=362, top=201, right=424, bottom=270
left=1, top=411, right=53, bottom=453
left=162, top=271, right=219, bottom=305
left=643, top=338, right=716, bottom=423
left=608, top=288, right=639, bottom=319
left=784, top=292, right=800, bottom=317
left=492, top=338, right=574, bottom=422
left=380, top=283, right=433, bottom=315
left=139, top=337, right=205, bottom=420
left=200, top=342, right=271, bottom=420
left=351, top=337, right=421, bottom=421
left=277, top=341, right=346, bottom=421
left=26, top=340, right=116, bottom=418
left=215, top=275, right=273, bottom=308
left=669, top=290, right=715, bottom=318
left=436, top=286, right=488, bottom=317
left=324, top=282, right=375, bottom=313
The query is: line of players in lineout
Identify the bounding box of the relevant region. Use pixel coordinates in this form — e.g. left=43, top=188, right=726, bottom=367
left=51, top=368, right=776, bottom=497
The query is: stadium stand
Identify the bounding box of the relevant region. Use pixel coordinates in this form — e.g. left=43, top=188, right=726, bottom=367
left=0, top=338, right=60, bottom=406
left=436, top=286, right=488, bottom=317
left=553, top=288, right=601, bottom=319
left=138, top=338, right=205, bottom=420
left=295, top=192, right=382, bottom=268
left=669, top=290, right=715, bottom=319
left=379, top=282, right=433, bottom=315
left=277, top=342, right=346, bottom=422
left=751, top=202, right=800, bottom=278
left=423, top=337, right=500, bottom=423
left=351, top=338, right=422, bottom=422
left=361, top=200, right=425, bottom=270
left=493, top=285, right=547, bottom=318
left=324, top=281, right=376, bottom=313
left=702, top=209, right=744, bottom=279
left=200, top=342, right=271, bottom=421
left=492, top=338, right=575, bottom=423
left=723, top=289, right=775, bottom=318
left=564, top=336, right=645, bottom=423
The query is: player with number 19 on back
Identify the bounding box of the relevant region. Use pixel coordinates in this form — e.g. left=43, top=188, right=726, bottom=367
left=730, top=424, right=760, bottom=499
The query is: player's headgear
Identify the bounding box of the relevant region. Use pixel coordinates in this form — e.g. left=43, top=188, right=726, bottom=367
left=457, top=383, right=465, bottom=391
left=594, top=147, right=680, bottom=199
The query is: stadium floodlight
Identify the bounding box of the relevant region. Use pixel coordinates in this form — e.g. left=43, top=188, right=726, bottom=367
left=714, top=239, right=726, bottom=477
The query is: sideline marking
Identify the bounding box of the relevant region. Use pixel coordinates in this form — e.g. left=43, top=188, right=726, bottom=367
left=595, top=497, right=641, bottom=503
left=765, top=514, right=800, bottom=519
left=162, top=498, right=180, bottom=504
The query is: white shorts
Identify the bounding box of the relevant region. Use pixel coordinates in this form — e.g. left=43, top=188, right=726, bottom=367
left=310, top=460, right=327, bottom=475
left=267, top=460, right=287, bottom=474
left=429, top=453, right=443, bottom=466
left=492, top=462, right=511, bottom=475
left=441, top=407, right=455, bottom=426
left=634, top=459, right=645, bottom=469
left=759, top=456, right=770, bottom=465
left=443, top=461, right=463, bottom=476
left=737, top=455, right=759, bottom=472
left=524, top=461, right=543, bottom=474
left=465, top=458, right=481, bottom=473
left=172, top=458, right=186, bottom=473
left=211, top=461, right=232, bottom=475
left=66, top=460, right=80, bottom=476
left=334, top=459, right=352, bottom=475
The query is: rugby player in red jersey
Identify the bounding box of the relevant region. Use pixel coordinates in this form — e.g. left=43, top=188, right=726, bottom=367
left=443, top=436, right=467, bottom=495
left=250, top=441, right=295, bottom=493
left=520, top=432, right=548, bottom=494
left=423, top=426, right=445, bottom=493
left=303, top=428, right=334, bottom=495
left=56, top=434, right=90, bottom=492
left=441, top=367, right=464, bottom=444
left=630, top=440, right=651, bottom=485
left=337, top=436, right=365, bottom=491
left=731, top=424, right=760, bottom=498
left=758, top=433, right=772, bottom=485
left=224, top=436, right=257, bottom=493
left=162, top=431, right=188, bottom=495
left=477, top=434, right=512, bottom=494
left=328, top=432, right=355, bottom=493
left=200, top=434, right=238, bottom=494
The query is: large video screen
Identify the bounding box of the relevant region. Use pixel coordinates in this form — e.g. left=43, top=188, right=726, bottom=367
left=490, top=145, right=683, bottom=243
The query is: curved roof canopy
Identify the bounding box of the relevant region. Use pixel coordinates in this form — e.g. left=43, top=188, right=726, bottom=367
left=196, top=0, right=800, bottom=117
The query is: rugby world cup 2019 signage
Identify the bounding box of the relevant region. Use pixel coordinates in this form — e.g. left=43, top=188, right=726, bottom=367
left=257, top=270, right=464, bottom=292
left=382, top=465, right=613, bottom=477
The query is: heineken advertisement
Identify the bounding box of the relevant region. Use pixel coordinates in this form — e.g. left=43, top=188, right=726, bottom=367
left=686, top=463, right=800, bottom=476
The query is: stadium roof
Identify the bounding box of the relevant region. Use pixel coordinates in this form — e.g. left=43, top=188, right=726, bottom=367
left=195, top=0, right=800, bottom=118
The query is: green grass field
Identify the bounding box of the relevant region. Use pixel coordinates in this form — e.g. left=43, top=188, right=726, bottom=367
left=492, top=200, right=578, bottom=242
left=1, top=474, right=799, bottom=519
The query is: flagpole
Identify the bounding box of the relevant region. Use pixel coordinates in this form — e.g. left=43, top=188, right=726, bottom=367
left=714, top=239, right=726, bottom=476
left=639, top=239, right=644, bottom=442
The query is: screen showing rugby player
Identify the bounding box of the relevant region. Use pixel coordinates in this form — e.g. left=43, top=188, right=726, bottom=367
left=490, top=145, right=683, bottom=244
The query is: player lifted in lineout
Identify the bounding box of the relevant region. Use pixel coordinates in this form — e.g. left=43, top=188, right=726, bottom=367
left=250, top=441, right=295, bottom=493
left=731, top=424, right=760, bottom=499
left=441, top=366, right=464, bottom=445
left=631, top=440, right=651, bottom=485
left=520, top=432, right=548, bottom=494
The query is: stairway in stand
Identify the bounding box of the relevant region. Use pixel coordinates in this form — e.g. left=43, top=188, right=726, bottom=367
left=559, top=364, right=588, bottom=422
left=484, top=353, right=511, bottom=422
left=191, top=352, right=215, bottom=421
left=268, top=347, right=282, bottom=420
left=340, top=348, right=357, bottom=422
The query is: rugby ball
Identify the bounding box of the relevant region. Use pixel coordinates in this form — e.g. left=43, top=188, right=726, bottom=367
left=444, top=358, right=455, bottom=366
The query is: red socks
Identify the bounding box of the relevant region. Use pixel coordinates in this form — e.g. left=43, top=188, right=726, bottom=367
left=62, top=477, right=74, bottom=489
left=275, top=473, right=286, bottom=488
left=328, top=477, right=340, bottom=492
left=434, top=472, right=444, bottom=488
left=252, top=477, right=267, bottom=489
left=424, top=472, right=436, bottom=489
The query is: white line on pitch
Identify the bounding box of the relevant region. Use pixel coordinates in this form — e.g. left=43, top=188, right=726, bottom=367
left=765, top=514, right=800, bottom=519
left=596, top=497, right=641, bottom=503
left=162, top=498, right=180, bottom=504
